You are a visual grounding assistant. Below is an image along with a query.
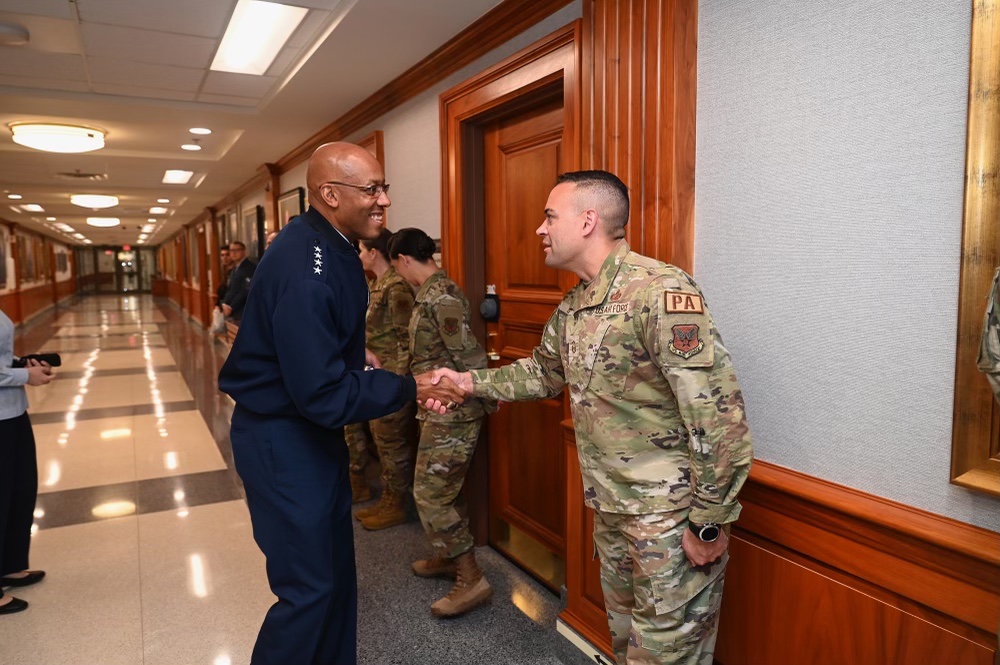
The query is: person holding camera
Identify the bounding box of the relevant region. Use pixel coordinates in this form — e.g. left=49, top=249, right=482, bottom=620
left=0, top=307, right=54, bottom=615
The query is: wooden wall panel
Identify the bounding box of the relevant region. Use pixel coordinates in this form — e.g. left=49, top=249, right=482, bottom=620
left=18, top=283, right=54, bottom=321
left=581, top=0, right=697, bottom=270
left=714, top=461, right=1000, bottom=665
left=0, top=291, right=20, bottom=324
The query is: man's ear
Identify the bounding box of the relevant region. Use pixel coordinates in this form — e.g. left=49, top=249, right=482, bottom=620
left=322, top=184, right=339, bottom=209
left=580, top=209, right=599, bottom=237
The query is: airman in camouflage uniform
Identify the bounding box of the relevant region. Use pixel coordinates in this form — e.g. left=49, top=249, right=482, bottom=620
left=390, top=227, right=496, bottom=618
left=437, top=171, right=753, bottom=664
left=347, top=246, right=420, bottom=528
left=978, top=267, right=1000, bottom=401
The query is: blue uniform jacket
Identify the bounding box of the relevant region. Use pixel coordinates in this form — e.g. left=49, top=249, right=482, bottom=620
left=219, top=207, right=417, bottom=430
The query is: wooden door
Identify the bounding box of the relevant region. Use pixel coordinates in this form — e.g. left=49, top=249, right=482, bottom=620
left=483, top=97, right=576, bottom=587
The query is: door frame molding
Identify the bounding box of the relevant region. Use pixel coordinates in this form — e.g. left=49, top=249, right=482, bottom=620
left=439, top=21, right=580, bottom=290
left=439, top=21, right=580, bottom=545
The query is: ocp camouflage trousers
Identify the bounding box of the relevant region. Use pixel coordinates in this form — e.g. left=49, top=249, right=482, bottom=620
left=412, top=418, right=482, bottom=559
left=345, top=401, right=418, bottom=493
left=593, top=510, right=727, bottom=665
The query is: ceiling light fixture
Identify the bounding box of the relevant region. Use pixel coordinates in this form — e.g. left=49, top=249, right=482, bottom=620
left=7, top=194, right=22, bottom=200
left=86, top=217, right=120, bottom=228
left=149, top=206, right=168, bottom=214
left=141, top=224, right=156, bottom=233
left=21, top=204, right=44, bottom=212
left=70, top=194, right=119, bottom=209
left=162, top=170, right=193, bottom=184
left=46, top=216, right=56, bottom=221
left=156, top=198, right=170, bottom=204
left=0, top=22, right=29, bottom=47
left=181, top=143, right=201, bottom=151
left=10, top=123, right=106, bottom=153
left=211, top=0, right=307, bottom=75
left=190, top=127, right=212, bottom=135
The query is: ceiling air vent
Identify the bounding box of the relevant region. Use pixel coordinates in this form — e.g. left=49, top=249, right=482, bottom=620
left=54, top=170, right=108, bottom=182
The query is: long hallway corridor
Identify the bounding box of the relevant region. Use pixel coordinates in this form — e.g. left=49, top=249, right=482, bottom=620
left=0, top=295, right=591, bottom=665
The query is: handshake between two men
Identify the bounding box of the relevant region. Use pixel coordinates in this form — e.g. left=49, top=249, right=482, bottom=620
left=363, top=349, right=471, bottom=414
left=413, top=368, right=472, bottom=414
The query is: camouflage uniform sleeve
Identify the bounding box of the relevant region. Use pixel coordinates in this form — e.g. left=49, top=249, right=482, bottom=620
left=387, top=282, right=415, bottom=374
left=646, top=279, right=753, bottom=525
left=471, top=305, right=566, bottom=402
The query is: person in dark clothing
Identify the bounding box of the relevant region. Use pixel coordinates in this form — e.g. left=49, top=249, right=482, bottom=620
left=215, top=246, right=233, bottom=308
left=218, top=142, right=463, bottom=665
left=221, top=241, right=256, bottom=321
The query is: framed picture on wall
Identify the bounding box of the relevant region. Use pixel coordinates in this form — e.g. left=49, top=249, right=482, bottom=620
left=241, top=205, right=265, bottom=260
left=277, top=187, right=305, bottom=228
left=0, top=228, right=7, bottom=290
left=226, top=207, right=239, bottom=246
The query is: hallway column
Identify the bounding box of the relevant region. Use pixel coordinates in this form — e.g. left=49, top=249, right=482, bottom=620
left=581, top=0, right=697, bottom=271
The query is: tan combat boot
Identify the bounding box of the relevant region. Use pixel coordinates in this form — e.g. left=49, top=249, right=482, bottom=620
left=430, top=550, right=492, bottom=617
left=358, top=489, right=407, bottom=530
left=354, top=489, right=388, bottom=521
left=349, top=470, right=371, bottom=504
left=411, top=556, right=457, bottom=579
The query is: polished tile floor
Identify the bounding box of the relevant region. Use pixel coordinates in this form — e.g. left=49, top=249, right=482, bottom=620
left=0, top=295, right=591, bottom=665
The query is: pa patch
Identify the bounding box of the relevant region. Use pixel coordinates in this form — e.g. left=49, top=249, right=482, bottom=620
left=442, top=317, right=460, bottom=336
left=668, top=323, right=704, bottom=359
left=665, top=291, right=703, bottom=314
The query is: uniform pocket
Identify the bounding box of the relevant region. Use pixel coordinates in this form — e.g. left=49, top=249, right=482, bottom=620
left=650, top=549, right=727, bottom=615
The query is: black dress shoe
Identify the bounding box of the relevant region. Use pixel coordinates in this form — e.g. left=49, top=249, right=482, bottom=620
left=0, top=571, right=45, bottom=587
left=0, top=597, right=28, bottom=614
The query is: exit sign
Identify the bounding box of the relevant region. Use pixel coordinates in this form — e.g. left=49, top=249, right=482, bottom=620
left=122, top=244, right=131, bottom=251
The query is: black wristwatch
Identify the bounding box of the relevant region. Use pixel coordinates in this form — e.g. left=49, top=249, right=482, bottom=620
left=689, top=522, right=721, bottom=543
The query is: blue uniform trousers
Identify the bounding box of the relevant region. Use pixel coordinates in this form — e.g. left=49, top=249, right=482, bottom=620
left=231, top=405, right=358, bottom=665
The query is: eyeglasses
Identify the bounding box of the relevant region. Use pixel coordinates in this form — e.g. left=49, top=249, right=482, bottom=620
left=323, top=181, right=390, bottom=198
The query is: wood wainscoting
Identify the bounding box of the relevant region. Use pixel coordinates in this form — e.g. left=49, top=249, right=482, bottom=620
left=559, top=448, right=1000, bottom=664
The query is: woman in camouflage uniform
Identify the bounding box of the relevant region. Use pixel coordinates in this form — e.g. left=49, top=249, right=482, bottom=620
left=347, top=228, right=420, bottom=529
left=389, top=227, right=494, bottom=618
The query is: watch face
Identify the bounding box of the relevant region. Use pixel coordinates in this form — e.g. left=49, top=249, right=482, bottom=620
left=698, top=525, right=721, bottom=543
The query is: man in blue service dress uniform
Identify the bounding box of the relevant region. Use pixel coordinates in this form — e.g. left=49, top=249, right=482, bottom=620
left=219, top=142, right=461, bottom=665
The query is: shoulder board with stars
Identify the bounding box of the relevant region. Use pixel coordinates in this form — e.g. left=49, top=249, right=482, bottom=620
left=309, top=239, right=325, bottom=279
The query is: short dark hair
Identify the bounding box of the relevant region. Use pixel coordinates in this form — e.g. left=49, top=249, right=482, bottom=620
left=556, top=170, right=629, bottom=239
left=220, top=247, right=230, bottom=254
left=360, top=228, right=392, bottom=260
left=388, top=227, right=436, bottom=262
left=229, top=241, right=246, bottom=251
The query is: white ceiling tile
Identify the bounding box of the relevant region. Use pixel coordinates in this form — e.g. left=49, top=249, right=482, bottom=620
left=88, top=58, right=204, bottom=92
left=0, top=49, right=85, bottom=79
left=285, top=9, right=328, bottom=49
left=76, top=0, right=234, bottom=39
left=271, top=0, right=346, bottom=10
left=0, top=75, right=90, bottom=93
left=197, top=93, right=258, bottom=108
left=265, top=47, right=297, bottom=77
left=201, top=71, right=275, bottom=98
left=90, top=83, right=198, bottom=102
left=81, top=23, right=216, bottom=68
left=0, top=0, right=73, bottom=19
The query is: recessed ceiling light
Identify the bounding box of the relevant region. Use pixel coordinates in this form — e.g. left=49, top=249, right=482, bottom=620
left=189, top=127, right=212, bottom=135
left=7, top=194, right=22, bottom=200
left=181, top=143, right=202, bottom=151
left=87, top=217, right=120, bottom=228
left=72, top=233, right=86, bottom=239
left=138, top=234, right=148, bottom=241
left=149, top=206, right=168, bottom=214
left=70, top=194, right=118, bottom=209
left=156, top=198, right=170, bottom=204
left=83, top=239, right=92, bottom=244
left=211, top=0, right=307, bottom=75
left=10, top=123, right=106, bottom=153
left=162, top=170, right=193, bottom=184
left=21, top=204, right=44, bottom=212
left=46, top=216, right=56, bottom=221
left=141, top=224, right=156, bottom=233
